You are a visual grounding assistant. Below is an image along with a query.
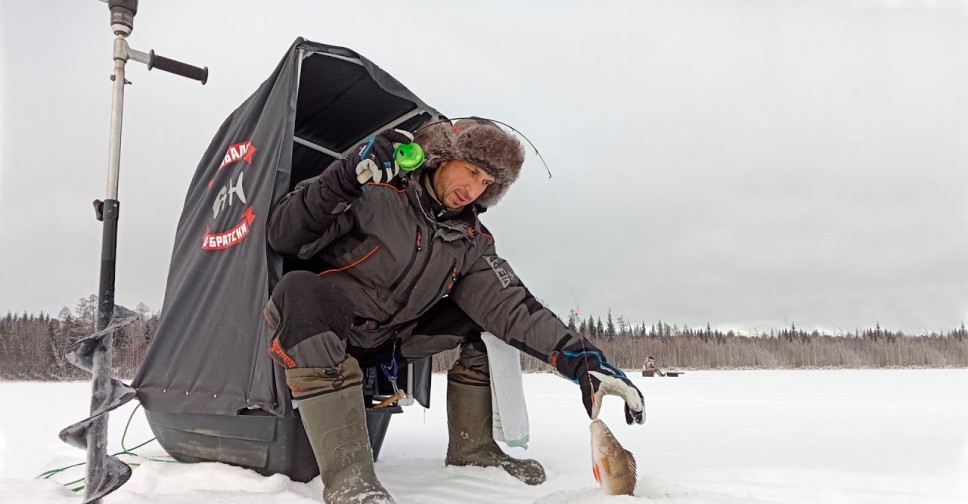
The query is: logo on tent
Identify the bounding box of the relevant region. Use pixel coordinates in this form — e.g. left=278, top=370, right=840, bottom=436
left=201, top=206, right=256, bottom=250
left=213, top=172, right=247, bottom=220
left=208, top=140, right=258, bottom=188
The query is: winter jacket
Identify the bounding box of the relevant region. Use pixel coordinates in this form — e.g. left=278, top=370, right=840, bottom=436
left=267, top=169, right=579, bottom=364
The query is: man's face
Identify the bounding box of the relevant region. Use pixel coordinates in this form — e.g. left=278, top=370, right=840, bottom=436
left=432, top=159, right=496, bottom=209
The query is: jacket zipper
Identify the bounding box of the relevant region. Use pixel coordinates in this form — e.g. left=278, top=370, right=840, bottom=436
left=416, top=259, right=458, bottom=316
left=381, top=226, right=421, bottom=302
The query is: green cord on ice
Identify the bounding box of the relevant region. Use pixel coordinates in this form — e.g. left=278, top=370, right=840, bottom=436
left=36, top=401, right=188, bottom=491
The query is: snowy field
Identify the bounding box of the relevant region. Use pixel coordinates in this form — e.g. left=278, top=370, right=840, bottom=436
left=1, top=369, right=966, bottom=504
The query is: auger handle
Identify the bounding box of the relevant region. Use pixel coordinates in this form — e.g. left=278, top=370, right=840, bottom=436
left=148, top=51, right=208, bottom=84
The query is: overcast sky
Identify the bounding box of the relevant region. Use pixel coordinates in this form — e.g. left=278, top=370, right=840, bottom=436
left=2, top=0, right=966, bottom=334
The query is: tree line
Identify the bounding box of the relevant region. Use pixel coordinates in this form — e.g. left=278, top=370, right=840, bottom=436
left=433, top=308, right=968, bottom=373
left=0, top=295, right=158, bottom=380
left=2, top=297, right=966, bottom=380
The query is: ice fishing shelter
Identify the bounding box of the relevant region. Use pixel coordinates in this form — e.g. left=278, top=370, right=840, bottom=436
left=132, top=38, right=438, bottom=481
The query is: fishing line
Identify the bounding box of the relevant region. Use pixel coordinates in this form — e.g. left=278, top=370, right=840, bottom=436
left=412, top=115, right=596, bottom=411
left=526, top=131, right=595, bottom=416
left=539, top=156, right=595, bottom=407
left=412, top=116, right=553, bottom=178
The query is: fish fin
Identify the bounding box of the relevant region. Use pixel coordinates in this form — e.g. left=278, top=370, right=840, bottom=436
left=624, top=449, right=638, bottom=482
left=601, top=457, right=611, bottom=475
left=593, top=463, right=601, bottom=483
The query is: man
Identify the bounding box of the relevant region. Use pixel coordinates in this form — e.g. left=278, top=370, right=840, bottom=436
left=264, top=118, right=645, bottom=504
left=643, top=355, right=664, bottom=377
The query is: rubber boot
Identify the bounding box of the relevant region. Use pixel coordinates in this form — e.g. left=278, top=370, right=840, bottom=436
left=445, top=366, right=546, bottom=485
left=296, top=382, right=394, bottom=503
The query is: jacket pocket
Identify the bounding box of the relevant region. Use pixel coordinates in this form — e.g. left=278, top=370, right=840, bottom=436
left=318, top=236, right=382, bottom=278
left=380, top=226, right=422, bottom=302
left=415, top=259, right=459, bottom=316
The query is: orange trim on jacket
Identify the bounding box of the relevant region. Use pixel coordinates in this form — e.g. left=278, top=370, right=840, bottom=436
left=317, top=245, right=380, bottom=276
left=366, top=182, right=406, bottom=193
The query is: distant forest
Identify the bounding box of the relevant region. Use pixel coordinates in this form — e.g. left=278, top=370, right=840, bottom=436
left=2, top=296, right=966, bottom=381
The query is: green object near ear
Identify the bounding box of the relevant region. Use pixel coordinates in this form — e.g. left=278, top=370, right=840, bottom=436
left=394, top=142, right=424, bottom=171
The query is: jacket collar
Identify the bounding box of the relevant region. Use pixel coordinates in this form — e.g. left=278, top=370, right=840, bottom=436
left=407, top=172, right=483, bottom=242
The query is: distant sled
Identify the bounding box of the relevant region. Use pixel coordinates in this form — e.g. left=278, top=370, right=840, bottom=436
left=641, top=369, right=684, bottom=377
left=131, top=38, right=441, bottom=482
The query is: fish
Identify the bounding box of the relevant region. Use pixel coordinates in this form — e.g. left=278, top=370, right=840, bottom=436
left=590, top=418, right=637, bottom=496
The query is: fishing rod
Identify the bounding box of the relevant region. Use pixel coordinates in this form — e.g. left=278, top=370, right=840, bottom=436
left=411, top=116, right=554, bottom=178
left=365, top=117, right=551, bottom=184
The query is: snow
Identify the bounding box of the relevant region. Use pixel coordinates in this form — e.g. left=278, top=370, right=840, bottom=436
left=1, top=369, right=966, bottom=504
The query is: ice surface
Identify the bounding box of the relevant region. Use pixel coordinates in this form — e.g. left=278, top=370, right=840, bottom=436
left=1, top=369, right=965, bottom=503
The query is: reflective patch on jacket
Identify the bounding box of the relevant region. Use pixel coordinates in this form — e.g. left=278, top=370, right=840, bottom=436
left=484, top=255, right=515, bottom=288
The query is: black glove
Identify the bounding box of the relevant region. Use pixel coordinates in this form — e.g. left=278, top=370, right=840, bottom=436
left=553, top=339, right=645, bottom=425
left=321, top=129, right=414, bottom=201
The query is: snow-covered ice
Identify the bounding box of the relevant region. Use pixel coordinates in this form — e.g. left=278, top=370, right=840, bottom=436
left=1, top=369, right=966, bottom=503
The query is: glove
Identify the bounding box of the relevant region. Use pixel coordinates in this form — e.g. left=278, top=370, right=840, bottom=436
left=553, top=339, right=645, bottom=425
left=351, top=129, right=414, bottom=183
left=321, top=129, right=414, bottom=201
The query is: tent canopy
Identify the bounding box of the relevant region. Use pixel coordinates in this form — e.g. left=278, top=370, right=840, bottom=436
left=132, top=39, right=440, bottom=418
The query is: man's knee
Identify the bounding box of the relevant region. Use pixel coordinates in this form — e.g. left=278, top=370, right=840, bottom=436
left=265, top=271, right=355, bottom=369
left=270, top=271, right=350, bottom=312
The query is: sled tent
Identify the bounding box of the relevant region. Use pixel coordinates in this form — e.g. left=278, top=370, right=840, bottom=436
left=131, top=39, right=439, bottom=476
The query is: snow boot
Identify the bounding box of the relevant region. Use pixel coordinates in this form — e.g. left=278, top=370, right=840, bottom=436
left=292, top=359, right=395, bottom=504
left=445, top=364, right=546, bottom=485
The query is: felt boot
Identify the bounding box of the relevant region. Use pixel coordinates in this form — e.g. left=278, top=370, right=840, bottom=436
left=445, top=365, right=546, bottom=485
left=293, top=359, right=394, bottom=503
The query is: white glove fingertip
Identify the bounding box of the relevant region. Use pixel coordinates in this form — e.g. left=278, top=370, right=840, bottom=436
left=356, top=160, right=375, bottom=184
left=393, top=128, right=414, bottom=142
left=625, top=390, right=644, bottom=412
left=634, top=406, right=646, bottom=424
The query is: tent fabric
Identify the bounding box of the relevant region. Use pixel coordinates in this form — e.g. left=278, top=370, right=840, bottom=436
left=132, top=38, right=440, bottom=417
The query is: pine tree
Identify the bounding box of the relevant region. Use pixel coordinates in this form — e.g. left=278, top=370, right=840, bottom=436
left=566, top=309, right=578, bottom=331
left=46, top=317, right=65, bottom=377
left=76, top=294, right=98, bottom=330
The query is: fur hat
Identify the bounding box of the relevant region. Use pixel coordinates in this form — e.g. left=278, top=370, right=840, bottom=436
left=414, top=118, right=525, bottom=208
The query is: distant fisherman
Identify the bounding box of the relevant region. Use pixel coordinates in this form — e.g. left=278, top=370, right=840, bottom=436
left=590, top=419, right=637, bottom=496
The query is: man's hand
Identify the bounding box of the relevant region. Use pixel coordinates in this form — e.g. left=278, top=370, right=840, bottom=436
left=351, top=129, right=414, bottom=184
left=320, top=129, right=414, bottom=202
left=581, top=367, right=645, bottom=425
left=553, top=340, right=646, bottom=425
